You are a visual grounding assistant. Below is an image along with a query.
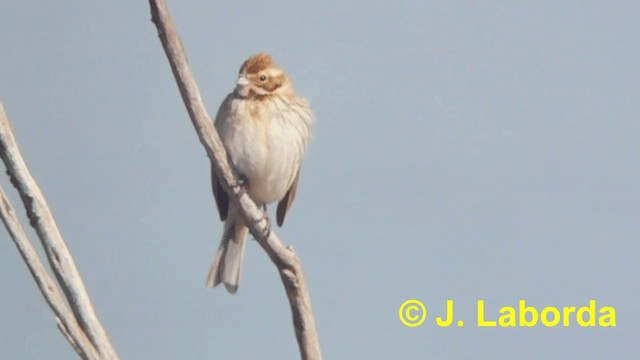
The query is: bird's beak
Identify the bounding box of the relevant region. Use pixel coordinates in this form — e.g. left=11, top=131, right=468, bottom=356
left=236, top=76, right=250, bottom=86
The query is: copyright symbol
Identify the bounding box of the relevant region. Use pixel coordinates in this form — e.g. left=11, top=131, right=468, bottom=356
left=399, top=299, right=427, bottom=327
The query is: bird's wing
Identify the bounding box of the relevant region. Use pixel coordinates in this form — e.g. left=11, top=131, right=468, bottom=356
left=211, top=94, right=234, bottom=221
left=211, top=167, right=229, bottom=221
left=276, top=169, right=301, bottom=227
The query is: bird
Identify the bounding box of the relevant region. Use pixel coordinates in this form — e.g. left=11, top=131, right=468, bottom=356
left=206, top=53, right=314, bottom=293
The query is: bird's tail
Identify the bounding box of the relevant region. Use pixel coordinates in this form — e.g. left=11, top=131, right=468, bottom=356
left=206, top=210, right=249, bottom=293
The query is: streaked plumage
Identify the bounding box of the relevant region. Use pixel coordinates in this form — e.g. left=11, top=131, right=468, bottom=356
left=206, top=53, right=314, bottom=293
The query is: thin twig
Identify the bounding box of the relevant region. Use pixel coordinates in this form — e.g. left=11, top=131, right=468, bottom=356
left=0, top=184, right=99, bottom=360
left=148, top=1, right=322, bottom=359
left=0, top=103, right=119, bottom=360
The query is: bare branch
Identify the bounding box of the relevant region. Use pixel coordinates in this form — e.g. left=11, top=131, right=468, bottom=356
left=148, top=1, right=322, bottom=359
left=0, top=183, right=99, bottom=360
left=0, top=103, right=119, bottom=360
left=56, top=316, right=90, bottom=359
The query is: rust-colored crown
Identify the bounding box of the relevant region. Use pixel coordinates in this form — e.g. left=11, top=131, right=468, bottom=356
left=239, top=53, right=275, bottom=75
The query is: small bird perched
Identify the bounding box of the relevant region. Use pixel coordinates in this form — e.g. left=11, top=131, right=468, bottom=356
left=206, top=53, right=314, bottom=293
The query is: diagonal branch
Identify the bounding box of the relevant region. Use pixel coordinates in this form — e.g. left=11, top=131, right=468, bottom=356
left=0, top=183, right=99, bottom=360
left=0, top=103, right=119, bottom=360
left=148, top=1, right=322, bottom=359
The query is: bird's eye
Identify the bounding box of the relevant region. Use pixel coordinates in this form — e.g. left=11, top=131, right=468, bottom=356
left=259, top=74, right=267, bottom=81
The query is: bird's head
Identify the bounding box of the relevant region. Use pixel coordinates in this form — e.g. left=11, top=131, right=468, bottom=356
left=235, top=53, right=294, bottom=99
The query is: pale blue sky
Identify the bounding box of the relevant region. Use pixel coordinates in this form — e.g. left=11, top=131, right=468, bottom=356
left=1, top=1, right=638, bottom=359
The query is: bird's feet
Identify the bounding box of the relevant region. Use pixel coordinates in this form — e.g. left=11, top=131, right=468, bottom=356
left=233, top=175, right=248, bottom=196
left=258, top=207, right=272, bottom=239
left=247, top=204, right=271, bottom=241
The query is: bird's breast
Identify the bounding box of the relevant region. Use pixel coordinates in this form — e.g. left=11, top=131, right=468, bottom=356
left=218, top=96, right=313, bottom=204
